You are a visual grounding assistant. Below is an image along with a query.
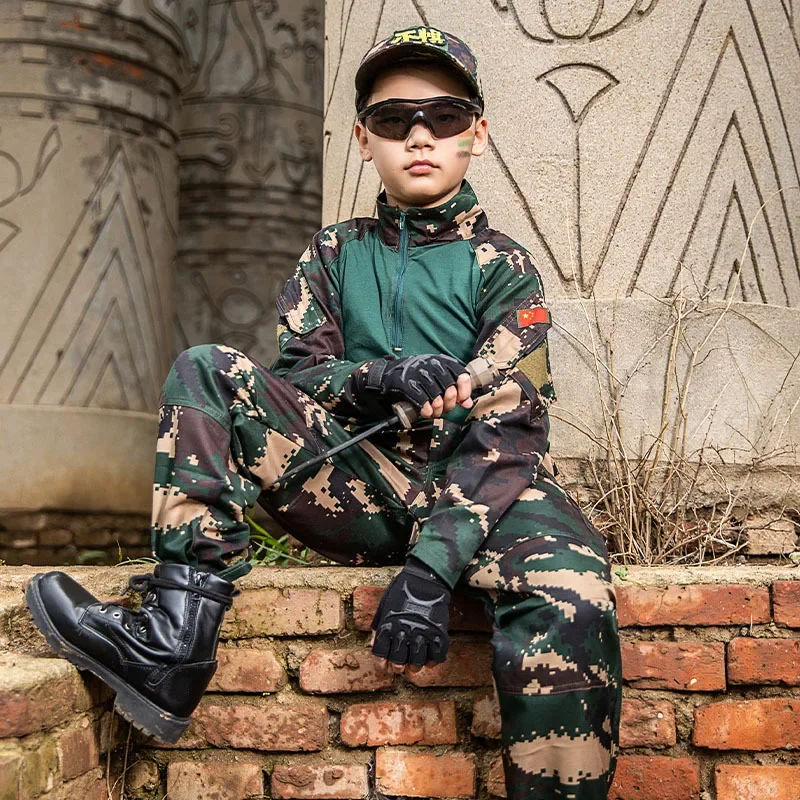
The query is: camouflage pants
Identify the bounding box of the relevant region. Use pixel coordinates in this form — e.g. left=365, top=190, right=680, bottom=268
left=153, top=345, right=621, bottom=799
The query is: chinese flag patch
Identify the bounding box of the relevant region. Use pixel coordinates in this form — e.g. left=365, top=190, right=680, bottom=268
left=517, top=307, right=549, bottom=327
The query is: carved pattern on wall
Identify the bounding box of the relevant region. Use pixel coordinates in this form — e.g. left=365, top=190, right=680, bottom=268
left=0, top=0, right=180, bottom=412
left=175, top=0, right=324, bottom=367
left=0, top=125, right=62, bottom=260
left=324, top=0, right=800, bottom=307
left=0, top=148, right=172, bottom=410
left=536, top=63, right=618, bottom=287
left=490, top=0, right=662, bottom=43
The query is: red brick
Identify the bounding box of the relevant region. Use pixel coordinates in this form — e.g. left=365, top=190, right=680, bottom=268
left=352, top=586, right=490, bottom=632
left=693, top=698, right=800, bottom=750
left=167, top=761, right=263, bottom=800
left=0, top=655, right=87, bottom=737
left=471, top=690, right=501, bottom=739
left=19, top=734, right=58, bottom=798
left=98, top=709, right=127, bottom=754
left=300, top=648, right=395, bottom=693
left=340, top=701, right=457, bottom=746
left=58, top=720, right=100, bottom=780
left=616, top=584, right=770, bottom=627
left=207, top=646, right=287, bottom=693
left=728, top=637, right=800, bottom=685
left=609, top=755, right=700, bottom=800
left=376, top=749, right=476, bottom=798
left=220, top=588, right=343, bottom=638
left=351, top=586, right=383, bottom=631
left=716, top=764, right=800, bottom=799
left=271, top=765, right=368, bottom=799
left=773, top=581, right=800, bottom=627
left=38, top=529, right=73, bottom=547
left=52, top=767, right=111, bottom=800
left=406, top=640, right=493, bottom=687
left=621, top=641, right=725, bottom=690
left=487, top=757, right=506, bottom=797
left=619, top=698, right=676, bottom=748
left=170, top=699, right=328, bottom=751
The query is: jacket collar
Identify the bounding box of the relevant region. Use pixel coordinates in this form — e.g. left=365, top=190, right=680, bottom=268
left=376, top=180, right=488, bottom=247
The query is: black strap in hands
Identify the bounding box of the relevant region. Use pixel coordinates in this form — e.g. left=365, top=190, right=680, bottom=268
left=371, top=556, right=451, bottom=666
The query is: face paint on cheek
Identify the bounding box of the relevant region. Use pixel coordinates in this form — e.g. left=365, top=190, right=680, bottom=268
left=456, top=137, right=473, bottom=158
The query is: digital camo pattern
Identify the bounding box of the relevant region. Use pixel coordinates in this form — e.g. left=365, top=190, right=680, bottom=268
left=271, top=180, right=555, bottom=588
left=152, top=180, right=618, bottom=796
left=466, top=470, right=621, bottom=797
left=374, top=183, right=485, bottom=247
left=152, top=345, right=619, bottom=798
left=152, top=344, right=418, bottom=578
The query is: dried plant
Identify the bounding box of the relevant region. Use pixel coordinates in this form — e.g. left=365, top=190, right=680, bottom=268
left=554, top=187, right=800, bottom=565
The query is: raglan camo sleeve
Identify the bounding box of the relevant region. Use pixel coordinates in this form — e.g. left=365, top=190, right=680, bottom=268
left=270, top=222, right=388, bottom=422
left=409, top=232, right=557, bottom=588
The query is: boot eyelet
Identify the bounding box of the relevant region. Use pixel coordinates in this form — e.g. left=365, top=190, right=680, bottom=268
left=99, top=607, right=107, bottom=614
left=112, top=611, right=121, bottom=619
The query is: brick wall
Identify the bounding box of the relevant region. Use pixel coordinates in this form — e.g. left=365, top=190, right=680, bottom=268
left=1, top=565, right=799, bottom=799
left=0, top=512, right=150, bottom=567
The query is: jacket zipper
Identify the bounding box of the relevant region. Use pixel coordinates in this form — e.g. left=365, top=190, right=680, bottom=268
left=391, top=211, right=409, bottom=354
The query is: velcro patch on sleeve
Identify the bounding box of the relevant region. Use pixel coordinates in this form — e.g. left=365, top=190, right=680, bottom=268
left=517, top=307, right=549, bottom=327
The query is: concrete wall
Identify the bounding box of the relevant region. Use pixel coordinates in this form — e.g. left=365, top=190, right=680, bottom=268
left=175, top=0, right=324, bottom=367
left=0, top=0, right=323, bottom=515
left=323, top=0, right=800, bottom=505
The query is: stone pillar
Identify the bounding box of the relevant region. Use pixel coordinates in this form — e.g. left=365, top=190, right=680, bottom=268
left=0, top=0, right=183, bottom=512
left=175, top=0, right=324, bottom=367
left=324, top=1, right=800, bottom=506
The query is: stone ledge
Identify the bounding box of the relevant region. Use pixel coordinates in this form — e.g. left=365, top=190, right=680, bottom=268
left=1, top=562, right=798, bottom=595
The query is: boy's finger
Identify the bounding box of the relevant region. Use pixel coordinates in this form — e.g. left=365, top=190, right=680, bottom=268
left=430, top=395, right=444, bottom=417
left=442, top=385, right=458, bottom=412
left=419, top=401, right=433, bottom=418
left=457, top=373, right=473, bottom=405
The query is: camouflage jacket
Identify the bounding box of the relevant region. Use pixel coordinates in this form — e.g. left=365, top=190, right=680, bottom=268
left=272, top=180, right=557, bottom=588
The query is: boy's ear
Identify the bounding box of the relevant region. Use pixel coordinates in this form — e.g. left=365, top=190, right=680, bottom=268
left=354, top=121, right=373, bottom=162
left=471, top=117, right=489, bottom=157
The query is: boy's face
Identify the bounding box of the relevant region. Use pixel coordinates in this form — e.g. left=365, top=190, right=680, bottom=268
left=354, top=63, right=488, bottom=210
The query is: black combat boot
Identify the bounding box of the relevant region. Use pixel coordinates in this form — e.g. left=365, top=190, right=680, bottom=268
left=25, top=563, right=236, bottom=743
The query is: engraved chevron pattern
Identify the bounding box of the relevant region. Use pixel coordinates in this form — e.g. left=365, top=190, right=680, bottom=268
left=324, top=0, right=800, bottom=307
left=0, top=148, right=172, bottom=411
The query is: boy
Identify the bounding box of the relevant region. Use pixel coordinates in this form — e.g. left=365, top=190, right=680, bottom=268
left=26, top=26, right=621, bottom=799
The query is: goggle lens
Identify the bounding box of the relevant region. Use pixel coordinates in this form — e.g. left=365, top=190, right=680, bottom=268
left=360, top=97, right=480, bottom=140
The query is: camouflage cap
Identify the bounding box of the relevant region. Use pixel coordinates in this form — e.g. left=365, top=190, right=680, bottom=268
left=355, top=26, right=482, bottom=111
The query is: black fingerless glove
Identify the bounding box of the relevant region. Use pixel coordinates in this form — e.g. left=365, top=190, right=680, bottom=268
left=365, top=354, right=466, bottom=410
left=371, top=556, right=451, bottom=666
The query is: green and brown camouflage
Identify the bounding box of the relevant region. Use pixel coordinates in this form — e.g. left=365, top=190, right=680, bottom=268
left=271, top=180, right=555, bottom=589
left=355, top=25, right=483, bottom=111
left=152, top=344, right=619, bottom=798
left=150, top=177, right=619, bottom=797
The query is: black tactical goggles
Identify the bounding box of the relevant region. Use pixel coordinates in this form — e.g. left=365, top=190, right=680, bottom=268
left=357, top=96, right=483, bottom=140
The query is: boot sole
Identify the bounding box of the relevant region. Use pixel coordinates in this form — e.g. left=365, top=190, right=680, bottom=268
left=25, top=574, right=190, bottom=744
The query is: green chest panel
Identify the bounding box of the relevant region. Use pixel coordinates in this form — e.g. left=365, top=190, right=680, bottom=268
left=331, top=234, right=481, bottom=365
